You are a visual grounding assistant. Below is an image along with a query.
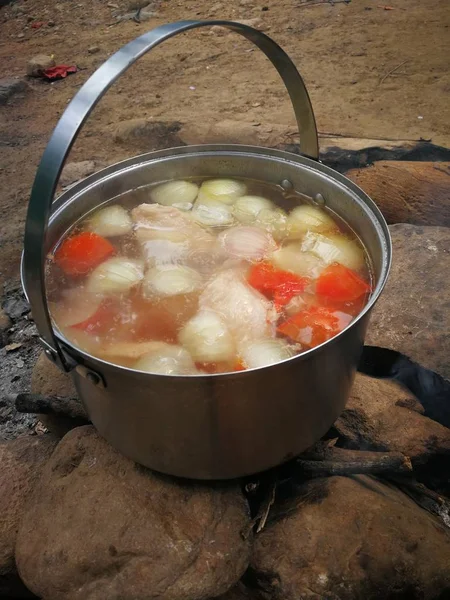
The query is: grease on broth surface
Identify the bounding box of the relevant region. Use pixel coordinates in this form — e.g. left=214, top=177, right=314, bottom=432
left=46, top=178, right=373, bottom=374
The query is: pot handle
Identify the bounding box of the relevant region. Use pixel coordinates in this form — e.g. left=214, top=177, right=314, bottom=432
left=23, top=19, right=319, bottom=371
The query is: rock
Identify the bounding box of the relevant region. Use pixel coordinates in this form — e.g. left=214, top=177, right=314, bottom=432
left=31, top=352, right=80, bottom=437
left=335, top=374, right=450, bottom=467
left=210, top=24, right=228, bottom=36
left=0, top=434, right=58, bottom=598
left=235, top=18, right=265, bottom=29
left=26, top=54, right=55, bottom=78
left=209, top=2, right=224, bottom=12
left=0, top=307, right=11, bottom=331
left=366, top=225, right=450, bottom=379
left=2, top=295, right=29, bottom=320
left=117, top=10, right=158, bottom=22
left=88, top=45, right=100, bottom=54
left=114, top=119, right=183, bottom=151
left=346, top=161, right=450, bottom=227
left=251, top=476, right=450, bottom=600
left=16, top=426, right=252, bottom=600
left=60, top=160, right=96, bottom=187
left=180, top=120, right=295, bottom=148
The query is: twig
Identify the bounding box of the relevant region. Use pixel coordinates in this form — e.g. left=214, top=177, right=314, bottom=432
left=15, top=393, right=88, bottom=421
left=294, top=441, right=412, bottom=478
left=388, top=477, right=450, bottom=528
left=296, top=0, right=350, bottom=7
left=379, top=60, right=409, bottom=85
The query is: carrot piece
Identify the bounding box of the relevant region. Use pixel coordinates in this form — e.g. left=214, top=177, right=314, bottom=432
left=316, top=263, right=370, bottom=303
left=54, top=232, right=115, bottom=276
left=277, top=306, right=346, bottom=347
left=71, top=299, right=119, bottom=335
left=248, top=261, right=309, bottom=306
left=234, top=359, right=246, bottom=372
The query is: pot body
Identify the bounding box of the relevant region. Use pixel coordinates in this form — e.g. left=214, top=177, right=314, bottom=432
left=28, top=145, right=390, bottom=479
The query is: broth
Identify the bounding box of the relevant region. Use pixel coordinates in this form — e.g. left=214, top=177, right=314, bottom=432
left=46, top=177, right=373, bottom=374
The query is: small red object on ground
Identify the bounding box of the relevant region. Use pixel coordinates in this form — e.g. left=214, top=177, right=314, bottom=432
left=42, top=65, right=78, bottom=81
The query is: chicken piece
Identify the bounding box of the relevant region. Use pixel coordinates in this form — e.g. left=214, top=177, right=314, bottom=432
left=199, top=268, right=273, bottom=344
left=132, top=204, right=225, bottom=271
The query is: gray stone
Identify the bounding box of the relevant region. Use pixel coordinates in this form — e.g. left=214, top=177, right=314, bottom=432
left=88, top=45, right=100, bottom=54
left=60, top=160, right=96, bottom=187
left=366, top=224, right=450, bottom=379
left=0, top=78, right=29, bottom=105
left=114, top=119, right=183, bottom=151
left=16, top=426, right=252, bottom=600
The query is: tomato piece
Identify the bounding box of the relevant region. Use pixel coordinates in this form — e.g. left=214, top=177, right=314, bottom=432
left=71, top=299, right=119, bottom=335
left=316, top=263, right=370, bottom=303
left=54, top=232, right=115, bottom=276
left=277, top=306, right=349, bottom=347
left=248, top=261, right=309, bottom=306
left=234, top=359, right=246, bottom=372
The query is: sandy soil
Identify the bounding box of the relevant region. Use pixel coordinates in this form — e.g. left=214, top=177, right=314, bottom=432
left=0, top=0, right=449, bottom=289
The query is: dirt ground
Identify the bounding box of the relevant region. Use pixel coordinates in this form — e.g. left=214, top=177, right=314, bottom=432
left=1, top=0, right=449, bottom=289
left=0, top=0, right=449, bottom=436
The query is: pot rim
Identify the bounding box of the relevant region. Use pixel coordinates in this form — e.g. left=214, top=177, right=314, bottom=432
left=22, top=143, right=392, bottom=379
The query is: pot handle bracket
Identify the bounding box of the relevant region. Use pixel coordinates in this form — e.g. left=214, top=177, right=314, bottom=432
left=23, top=19, right=319, bottom=372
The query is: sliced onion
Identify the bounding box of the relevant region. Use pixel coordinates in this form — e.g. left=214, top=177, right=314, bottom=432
left=239, top=338, right=295, bottom=369
left=233, top=195, right=274, bottom=224
left=134, top=343, right=197, bottom=375
left=179, top=311, right=236, bottom=362
left=301, top=231, right=365, bottom=271
left=150, top=180, right=199, bottom=210
left=200, top=178, right=247, bottom=201
left=86, top=257, right=144, bottom=294
left=200, top=269, right=271, bottom=343
left=287, top=205, right=337, bottom=239
left=255, top=208, right=288, bottom=242
left=86, top=204, right=133, bottom=237
left=219, top=226, right=277, bottom=261
left=191, top=197, right=235, bottom=227
left=49, top=286, right=103, bottom=328
left=271, top=244, right=326, bottom=279
left=142, top=265, right=203, bottom=298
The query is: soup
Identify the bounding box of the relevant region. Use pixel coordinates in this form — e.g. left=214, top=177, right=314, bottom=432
left=46, top=178, right=373, bottom=375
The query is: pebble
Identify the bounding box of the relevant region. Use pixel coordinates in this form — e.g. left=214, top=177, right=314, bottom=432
left=17, top=33, right=25, bottom=39
left=88, top=46, right=100, bottom=54
left=26, top=54, right=55, bottom=78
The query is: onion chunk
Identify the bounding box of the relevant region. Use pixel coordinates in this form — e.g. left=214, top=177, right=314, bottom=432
left=233, top=195, right=274, bottom=224
left=200, top=178, right=247, bottom=201
left=301, top=231, right=365, bottom=271
left=192, top=196, right=235, bottom=227
left=134, top=343, right=197, bottom=375
left=86, top=257, right=144, bottom=294
left=287, top=205, right=337, bottom=239
left=86, top=205, right=133, bottom=237
left=271, top=244, right=326, bottom=279
left=143, top=265, right=203, bottom=298
left=219, top=226, right=277, bottom=261
left=179, top=311, right=236, bottom=362
left=150, top=180, right=199, bottom=210
left=239, top=338, right=295, bottom=369
left=255, top=208, right=288, bottom=242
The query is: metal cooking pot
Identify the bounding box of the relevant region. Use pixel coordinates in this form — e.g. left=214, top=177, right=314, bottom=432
left=22, top=21, right=391, bottom=479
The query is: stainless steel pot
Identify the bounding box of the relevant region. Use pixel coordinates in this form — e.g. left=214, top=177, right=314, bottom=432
left=22, top=20, right=391, bottom=479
